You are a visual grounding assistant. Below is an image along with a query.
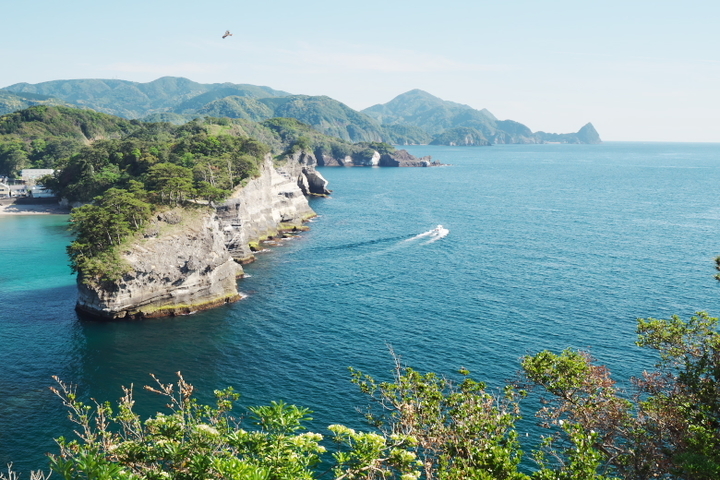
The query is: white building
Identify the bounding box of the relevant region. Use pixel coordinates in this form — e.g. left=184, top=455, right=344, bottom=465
left=21, top=169, right=55, bottom=185
left=0, top=183, right=11, bottom=197
left=29, top=185, right=55, bottom=198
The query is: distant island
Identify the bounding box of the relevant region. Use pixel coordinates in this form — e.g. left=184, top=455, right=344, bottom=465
left=0, top=77, right=601, bottom=146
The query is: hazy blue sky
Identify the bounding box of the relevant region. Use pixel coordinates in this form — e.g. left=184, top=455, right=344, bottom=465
left=2, top=0, right=718, bottom=142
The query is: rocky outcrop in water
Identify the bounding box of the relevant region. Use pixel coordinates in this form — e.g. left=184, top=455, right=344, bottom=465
left=74, top=145, right=440, bottom=320
left=315, top=148, right=438, bottom=167
left=76, top=154, right=326, bottom=319
left=283, top=152, right=331, bottom=196
left=76, top=209, right=243, bottom=320
left=378, top=149, right=435, bottom=167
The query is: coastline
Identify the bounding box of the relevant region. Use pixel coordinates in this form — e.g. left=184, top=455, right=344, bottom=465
left=0, top=198, right=70, bottom=215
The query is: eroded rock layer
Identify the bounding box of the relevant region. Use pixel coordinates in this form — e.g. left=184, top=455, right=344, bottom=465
left=216, top=155, right=322, bottom=262
left=76, top=209, right=243, bottom=320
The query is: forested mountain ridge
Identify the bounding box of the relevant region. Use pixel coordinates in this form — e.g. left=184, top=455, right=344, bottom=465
left=0, top=106, right=422, bottom=179
left=2, top=77, right=290, bottom=120
left=364, top=89, right=600, bottom=145
left=0, top=90, right=79, bottom=116
left=362, top=88, right=497, bottom=131
left=1, top=77, right=601, bottom=145
left=0, top=105, right=138, bottom=140
left=257, top=95, right=385, bottom=142
left=0, top=106, right=144, bottom=172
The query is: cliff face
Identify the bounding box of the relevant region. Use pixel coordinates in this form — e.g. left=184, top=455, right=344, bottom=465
left=76, top=154, right=326, bottom=319
left=216, top=155, right=323, bottom=262
left=76, top=209, right=243, bottom=320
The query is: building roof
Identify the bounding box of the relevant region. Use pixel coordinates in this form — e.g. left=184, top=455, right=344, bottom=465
left=21, top=169, right=55, bottom=180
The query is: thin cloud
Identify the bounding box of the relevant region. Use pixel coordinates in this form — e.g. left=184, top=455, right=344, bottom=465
left=285, top=46, right=510, bottom=74
left=104, top=62, right=231, bottom=76
left=213, top=40, right=512, bottom=74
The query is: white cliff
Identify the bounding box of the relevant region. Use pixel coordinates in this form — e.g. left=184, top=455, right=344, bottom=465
left=216, top=154, right=326, bottom=262
left=76, top=209, right=243, bottom=319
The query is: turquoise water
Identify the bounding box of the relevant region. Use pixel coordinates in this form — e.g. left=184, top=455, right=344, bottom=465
left=2, top=142, right=720, bottom=471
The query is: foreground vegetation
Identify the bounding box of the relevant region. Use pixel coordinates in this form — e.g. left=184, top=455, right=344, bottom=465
left=6, top=312, right=717, bottom=480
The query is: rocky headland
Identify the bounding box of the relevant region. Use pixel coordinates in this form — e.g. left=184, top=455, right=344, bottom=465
left=71, top=142, right=443, bottom=320
left=75, top=209, right=244, bottom=319
left=75, top=154, right=328, bottom=320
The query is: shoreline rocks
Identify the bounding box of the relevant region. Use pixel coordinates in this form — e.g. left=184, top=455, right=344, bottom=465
left=315, top=148, right=442, bottom=167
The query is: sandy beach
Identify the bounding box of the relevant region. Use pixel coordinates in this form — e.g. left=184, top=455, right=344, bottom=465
left=0, top=198, right=71, bottom=215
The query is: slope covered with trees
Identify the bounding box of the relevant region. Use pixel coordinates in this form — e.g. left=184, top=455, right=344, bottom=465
left=0, top=106, right=389, bottom=179
left=0, top=90, right=77, bottom=116
left=55, top=119, right=271, bottom=285
left=2, top=77, right=290, bottom=119
left=0, top=106, right=142, bottom=176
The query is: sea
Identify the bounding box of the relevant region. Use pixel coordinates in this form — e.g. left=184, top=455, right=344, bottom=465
left=2, top=142, right=720, bottom=472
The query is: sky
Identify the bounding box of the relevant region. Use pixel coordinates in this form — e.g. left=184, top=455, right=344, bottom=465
left=2, top=0, right=718, bottom=142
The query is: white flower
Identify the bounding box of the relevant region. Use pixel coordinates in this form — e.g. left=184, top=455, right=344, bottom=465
left=195, top=424, right=220, bottom=436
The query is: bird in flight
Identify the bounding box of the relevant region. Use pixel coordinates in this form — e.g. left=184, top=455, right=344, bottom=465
left=222, top=30, right=233, bottom=39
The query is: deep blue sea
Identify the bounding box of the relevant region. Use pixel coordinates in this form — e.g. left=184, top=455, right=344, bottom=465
left=2, top=142, right=720, bottom=472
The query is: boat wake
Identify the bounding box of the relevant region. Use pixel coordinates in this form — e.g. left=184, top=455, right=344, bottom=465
left=313, top=227, right=449, bottom=260
left=324, top=235, right=409, bottom=251
left=405, top=225, right=450, bottom=244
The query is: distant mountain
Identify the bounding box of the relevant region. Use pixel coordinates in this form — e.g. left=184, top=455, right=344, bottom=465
left=2, top=77, right=290, bottom=119
left=363, top=89, right=498, bottom=137
left=363, top=89, right=478, bottom=127
left=1, top=78, right=601, bottom=145
left=194, top=96, right=274, bottom=122
left=382, top=124, right=433, bottom=145
left=1, top=78, right=385, bottom=143
left=535, top=123, right=602, bottom=144
left=172, top=87, right=286, bottom=114
left=0, top=91, right=77, bottom=116
left=429, top=127, right=490, bottom=146
left=184, top=94, right=387, bottom=143
left=257, top=96, right=384, bottom=142
left=364, top=89, right=600, bottom=145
